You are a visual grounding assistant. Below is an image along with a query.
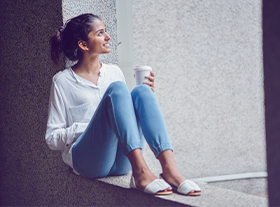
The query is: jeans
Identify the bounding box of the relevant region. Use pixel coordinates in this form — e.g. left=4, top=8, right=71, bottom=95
left=72, top=81, right=173, bottom=178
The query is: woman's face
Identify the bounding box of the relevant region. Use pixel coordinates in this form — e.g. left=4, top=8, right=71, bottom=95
left=86, top=19, right=111, bottom=55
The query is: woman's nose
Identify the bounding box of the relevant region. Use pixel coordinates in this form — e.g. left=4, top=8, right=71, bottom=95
left=105, top=32, right=111, bottom=40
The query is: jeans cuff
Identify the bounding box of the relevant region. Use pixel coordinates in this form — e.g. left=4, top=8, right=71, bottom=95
left=151, top=143, right=174, bottom=158
left=123, top=142, right=143, bottom=156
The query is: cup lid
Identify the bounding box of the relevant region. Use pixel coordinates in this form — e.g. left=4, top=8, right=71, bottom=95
left=134, top=66, right=152, bottom=71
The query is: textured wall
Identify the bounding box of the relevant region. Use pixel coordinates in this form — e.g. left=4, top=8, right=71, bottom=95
left=0, top=0, right=122, bottom=206
left=133, top=0, right=265, bottom=179
left=263, top=1, right=280, bottom=206
left=0, top=0, right=63, bottom=205
left=62, top=0, right=118, bottom=64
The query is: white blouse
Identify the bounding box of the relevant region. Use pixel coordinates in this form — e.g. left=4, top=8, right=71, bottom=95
left=45, top=63, right=126, bottom=170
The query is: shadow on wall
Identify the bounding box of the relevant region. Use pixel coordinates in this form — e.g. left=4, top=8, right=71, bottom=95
left=0, top=0, right=66, bottom=205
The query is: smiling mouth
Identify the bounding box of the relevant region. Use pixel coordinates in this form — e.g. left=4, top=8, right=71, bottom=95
left=104, top=43, right=110, bottom=48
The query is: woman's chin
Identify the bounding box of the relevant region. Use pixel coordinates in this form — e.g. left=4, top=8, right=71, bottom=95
left=104, top=49, right=111, bottom=54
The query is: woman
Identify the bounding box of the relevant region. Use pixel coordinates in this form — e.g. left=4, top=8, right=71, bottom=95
left=46, top=13, right=201, bottom=196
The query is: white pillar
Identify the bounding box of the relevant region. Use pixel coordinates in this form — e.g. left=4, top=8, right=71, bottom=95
left=116, top=0, right=135, bottom=91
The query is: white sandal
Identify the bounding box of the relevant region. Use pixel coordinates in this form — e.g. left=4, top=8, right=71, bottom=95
left=160, top=174, right=201, bottom=196
left=130, top=175, right=173, bottom=195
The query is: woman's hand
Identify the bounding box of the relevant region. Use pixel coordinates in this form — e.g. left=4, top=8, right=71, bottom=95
left=144, top=71, right=155, bottom=92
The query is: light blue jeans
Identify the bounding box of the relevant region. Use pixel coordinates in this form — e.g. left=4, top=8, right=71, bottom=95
left=72, top=81, right=173, bottom=178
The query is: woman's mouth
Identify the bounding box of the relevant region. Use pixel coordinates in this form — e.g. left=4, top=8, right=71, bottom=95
left=104, top=43, right=110, bottom=48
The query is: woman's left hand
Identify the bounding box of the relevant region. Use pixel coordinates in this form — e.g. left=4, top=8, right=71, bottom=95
left=144, top=71, right=155, bottom=92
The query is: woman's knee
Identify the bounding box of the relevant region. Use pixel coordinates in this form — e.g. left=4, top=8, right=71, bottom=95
left=131, top=84, right=153, bottom=100
left=107, top=81, right=130, bottom=97
left=108, top=81, right=127, bottom=90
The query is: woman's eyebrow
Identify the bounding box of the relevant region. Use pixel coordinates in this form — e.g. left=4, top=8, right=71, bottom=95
left=95, top=28, right=104, bottom=34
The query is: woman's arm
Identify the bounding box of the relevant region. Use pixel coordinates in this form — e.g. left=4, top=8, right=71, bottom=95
left=45, top=81, right=88, bottom=150
left=46, top=123, right=88, bottom=150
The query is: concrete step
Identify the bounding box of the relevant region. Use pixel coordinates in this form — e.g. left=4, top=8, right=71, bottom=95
left=98, top=141, right=267, bottom=206
left=98, top=172, right=268, bottom=207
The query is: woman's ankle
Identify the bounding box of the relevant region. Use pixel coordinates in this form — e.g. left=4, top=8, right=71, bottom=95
left=161, top=170, right=186, bottom=187
left=132, top=166, right=151, bottom=178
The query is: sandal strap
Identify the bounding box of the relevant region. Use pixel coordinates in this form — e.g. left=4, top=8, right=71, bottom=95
left=130, top=176, right=137, bottom=188
left=144, top=179, right=171, bottom=194
left=178, top=180, right=201, bottom=194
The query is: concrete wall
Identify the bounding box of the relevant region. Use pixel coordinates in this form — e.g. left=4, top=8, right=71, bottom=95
left=0, top=0, right=63, bottom=205
left=132, top=0, right=265, bottom=179
left=0, top=0, right=127, bottom=206
left=263, top=1, right=280, bottom=205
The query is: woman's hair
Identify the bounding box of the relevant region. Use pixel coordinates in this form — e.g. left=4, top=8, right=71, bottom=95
left=50, top=13, right=101, bottom=68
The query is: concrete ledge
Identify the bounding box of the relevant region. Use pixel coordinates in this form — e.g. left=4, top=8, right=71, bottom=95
left=0, top=151, right=267, bottom=206
left=99, top=172, right=268, bottom=207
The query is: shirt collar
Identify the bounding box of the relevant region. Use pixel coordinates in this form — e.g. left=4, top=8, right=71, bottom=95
left=69, top=63, right=106, bottom=86
left=99, top=63, right=105, bottom=77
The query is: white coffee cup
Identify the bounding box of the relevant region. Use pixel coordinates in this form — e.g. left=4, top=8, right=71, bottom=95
left=134, top=66, right=152, bottom=85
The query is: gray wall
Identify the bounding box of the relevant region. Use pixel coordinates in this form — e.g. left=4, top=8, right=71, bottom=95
left=0, top=0, right=63, bottom=205
left=133, top=0, right=265, bottom=179
left=263, top=1, right=280, bottom=205
left=0, top=0, right=130, bottom=206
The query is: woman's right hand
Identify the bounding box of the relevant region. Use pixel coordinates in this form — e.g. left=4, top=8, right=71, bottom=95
left=144, top=71, right=155, bottom=92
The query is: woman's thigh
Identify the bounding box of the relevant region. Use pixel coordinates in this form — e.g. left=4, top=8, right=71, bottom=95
left=72, top=105, right=126, bottom=178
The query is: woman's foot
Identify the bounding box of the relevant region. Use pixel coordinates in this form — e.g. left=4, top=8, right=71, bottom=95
left=132, top=168, right=172, bottom=193
left=160, top=169, right=201, bottom=196
left=157, top=150, right=201, bottom=195
left=160, top=173, right=201, bottom=196
left=127, top=149, right=172, bottom=193
left=132, top=168, right=157, bottom=190
left=157, top=150, right=186, bottom=187
left=160, top=170, right=186, bottom=189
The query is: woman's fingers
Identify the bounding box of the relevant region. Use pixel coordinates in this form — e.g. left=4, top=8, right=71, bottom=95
left=144, top=71, right=155, bottom=92
left=145, top=76, right=154, bottom=82
left=144, top=81, right=155, bottom=92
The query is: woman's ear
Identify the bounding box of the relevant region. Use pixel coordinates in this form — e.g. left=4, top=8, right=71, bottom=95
left=78, top=40, right=89, bottom=51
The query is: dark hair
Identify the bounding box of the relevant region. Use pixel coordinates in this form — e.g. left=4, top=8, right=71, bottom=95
left=50, top=13, right=101, bottom=68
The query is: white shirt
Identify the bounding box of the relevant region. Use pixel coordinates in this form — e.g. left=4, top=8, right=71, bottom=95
left=45, top=63, right=126, bottom=170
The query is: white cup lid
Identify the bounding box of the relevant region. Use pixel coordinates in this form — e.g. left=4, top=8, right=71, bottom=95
left=134, top=66, right=152, bottom=71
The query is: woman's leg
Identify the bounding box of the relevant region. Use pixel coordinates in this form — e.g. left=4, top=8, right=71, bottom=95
left=72, top=81, right=144, bottom=178
left=131, top=84, right=173, bottom=158
left=131, top=84, right=189, bottom=190
left=128, top=84, right=173, bottom=189
left=157, top=150, right=186, bottom=187
left=72, top=82, right=181, bottom=192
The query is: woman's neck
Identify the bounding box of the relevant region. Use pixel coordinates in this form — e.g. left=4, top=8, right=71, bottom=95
left=73, top=55, right=101, bottom=75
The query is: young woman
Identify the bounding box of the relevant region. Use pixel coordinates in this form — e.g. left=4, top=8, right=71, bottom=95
left=46, top=13, right=201, bottom=196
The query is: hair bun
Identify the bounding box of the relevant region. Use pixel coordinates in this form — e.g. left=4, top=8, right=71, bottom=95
left=55, top=30, right=62, bottom=42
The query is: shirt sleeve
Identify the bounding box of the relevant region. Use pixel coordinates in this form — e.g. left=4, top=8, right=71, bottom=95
left=115, top=65, right=126, bottom=83
left=45, top=81, right=88, bottom=150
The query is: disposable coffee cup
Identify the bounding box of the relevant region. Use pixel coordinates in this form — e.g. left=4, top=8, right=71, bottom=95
left=134, top=66, right=152, bottom=85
